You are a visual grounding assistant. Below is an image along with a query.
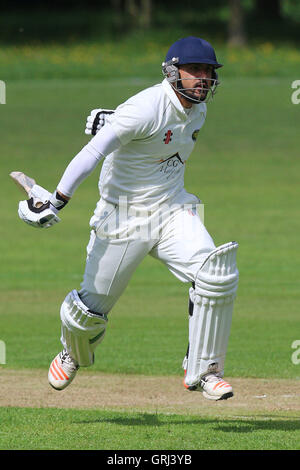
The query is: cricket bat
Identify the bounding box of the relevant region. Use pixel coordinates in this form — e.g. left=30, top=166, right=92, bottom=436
left=10, top=171, right=43, bottom=208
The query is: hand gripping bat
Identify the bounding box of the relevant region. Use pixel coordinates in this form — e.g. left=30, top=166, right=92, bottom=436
left=10, top=171, right=62, bottom=228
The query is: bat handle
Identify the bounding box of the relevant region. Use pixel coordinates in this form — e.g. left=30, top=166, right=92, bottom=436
left=10, top=171, right=43, bottom=208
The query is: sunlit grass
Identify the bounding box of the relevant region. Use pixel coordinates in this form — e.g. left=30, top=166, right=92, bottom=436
left=1, top=39, right=300, bottom=80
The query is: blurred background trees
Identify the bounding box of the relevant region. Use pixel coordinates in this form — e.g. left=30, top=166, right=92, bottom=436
left=0, top=0, right=299, bottom=46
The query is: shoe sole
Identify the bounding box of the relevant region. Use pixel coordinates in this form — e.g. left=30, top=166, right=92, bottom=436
left=48, top=381, right=64, bottom=391
left=218, top=391, right=234, bottom=400
left=184, top=384, right=234, bottom=401
left=203, top=390, right=234, bottom=401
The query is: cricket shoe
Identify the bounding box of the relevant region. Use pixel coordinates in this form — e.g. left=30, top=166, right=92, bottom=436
left=200, top=374, right=234, bottom=401
left=183, top=371, right=233, bottom=401
left=48, top=349, right=79, bottom=391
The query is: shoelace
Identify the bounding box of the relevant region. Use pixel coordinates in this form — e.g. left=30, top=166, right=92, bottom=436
left=201, top=373, right=223, bottom=387
left=60, top=350, right=78, bottom=369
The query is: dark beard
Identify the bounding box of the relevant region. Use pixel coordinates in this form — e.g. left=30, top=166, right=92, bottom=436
left=176, top=80, right=208, bottom=103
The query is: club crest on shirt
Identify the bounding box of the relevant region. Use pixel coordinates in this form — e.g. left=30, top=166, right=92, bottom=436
left=192, top=129, right=200, bottom=141
left=157, top=152, right=185, bottom=179
left=164, top=130, right=173, bottom=144
left=158, top=152, right=184, bottom=166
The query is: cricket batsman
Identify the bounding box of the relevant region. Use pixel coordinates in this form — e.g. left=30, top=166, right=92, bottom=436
left=17, top=36, right=239, bottom=401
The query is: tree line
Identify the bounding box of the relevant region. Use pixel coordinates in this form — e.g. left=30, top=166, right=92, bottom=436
left=1, top=0, right=299, bottom=45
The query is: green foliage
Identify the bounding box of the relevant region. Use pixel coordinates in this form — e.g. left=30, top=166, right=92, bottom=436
left=282, top=0, right=300, bottom=22
left=1, top=35, right=300, bottom=81
left=0, top=2, right=300, bottom=45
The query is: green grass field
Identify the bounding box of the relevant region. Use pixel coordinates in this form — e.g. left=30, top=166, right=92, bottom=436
left=1, top=407, right=300, bottom=451
left=1, top=73, right=300, bottom=450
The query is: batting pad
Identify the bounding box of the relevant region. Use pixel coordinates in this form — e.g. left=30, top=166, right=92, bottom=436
left=60, top=290, right=108, bottom=366
left=184, top=241, right=239, bottom=388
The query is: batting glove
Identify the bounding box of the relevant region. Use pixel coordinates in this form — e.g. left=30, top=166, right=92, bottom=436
left=18, top=185, right=68, bottom=229
left=85, top=108, right=115, bottom=136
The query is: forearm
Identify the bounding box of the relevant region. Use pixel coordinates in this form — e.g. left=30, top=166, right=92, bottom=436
left=56, top=147, right=101, bottom=198
left=55, top=123, right=121, bottom=199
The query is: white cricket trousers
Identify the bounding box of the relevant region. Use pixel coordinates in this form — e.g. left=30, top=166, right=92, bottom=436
left=79, top=190, right=216, bottom=314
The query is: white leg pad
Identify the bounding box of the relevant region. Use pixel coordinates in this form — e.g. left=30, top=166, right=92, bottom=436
left=60, top=290, right=108, bottom=366
left=184, top=241, right=239, bottom=388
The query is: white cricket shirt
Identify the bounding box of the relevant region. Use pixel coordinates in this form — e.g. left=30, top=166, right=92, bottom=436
left=100, top=79, right=206, bottom=209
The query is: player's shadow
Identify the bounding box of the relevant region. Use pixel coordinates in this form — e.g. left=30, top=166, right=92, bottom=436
left=76, top=413, right=162, bottom=427
left=75, top=413, right=300, bottom=433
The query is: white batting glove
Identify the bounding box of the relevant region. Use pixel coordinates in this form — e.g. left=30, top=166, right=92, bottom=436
left=18, top=185, right=67, bottom=229
left=85, top=108, right=115, bottom=136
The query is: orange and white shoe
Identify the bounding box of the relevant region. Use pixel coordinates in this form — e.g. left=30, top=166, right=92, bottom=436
left=48, top=349, right=79, bottom=391
left=201, top=374, right=233, bottom=401
left=183, top=370, right=233, bottom=401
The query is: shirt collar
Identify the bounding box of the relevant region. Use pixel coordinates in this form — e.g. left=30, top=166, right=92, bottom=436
left=162, top=78, right=203, bottom=120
